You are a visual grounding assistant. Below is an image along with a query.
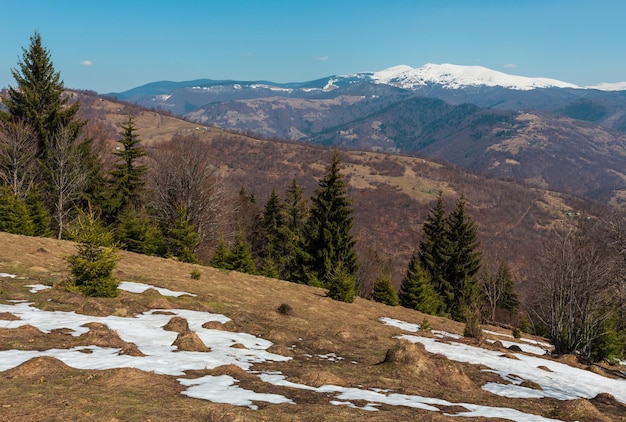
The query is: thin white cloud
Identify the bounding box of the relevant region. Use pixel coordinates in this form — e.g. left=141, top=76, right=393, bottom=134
left=80, top=60, right=93, bottom=66
left=504, top=63, right=517, bottom=69
left=315, top=56, right=329, bottom=61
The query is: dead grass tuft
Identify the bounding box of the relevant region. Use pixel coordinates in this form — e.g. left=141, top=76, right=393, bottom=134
left=297, top=370, right=346, bottom=387
left=550, top=398, right=609, bottom=422
left=1, top=356, right=73, bottom=381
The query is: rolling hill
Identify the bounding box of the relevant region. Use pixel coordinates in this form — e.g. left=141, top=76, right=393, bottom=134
left=77, top=92, right=603, bottom=302
left=107, top=64, right=626, bottom=207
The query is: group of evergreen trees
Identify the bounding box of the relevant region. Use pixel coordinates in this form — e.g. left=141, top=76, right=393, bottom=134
left=398, top=193, right=489, bottom=323
left=211, top=152, right=360, bottom=302
left=0, top=32, right=202, bottom=296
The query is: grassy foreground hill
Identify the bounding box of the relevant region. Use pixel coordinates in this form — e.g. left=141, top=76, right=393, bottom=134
left=1, top=231, right=626, bottom=421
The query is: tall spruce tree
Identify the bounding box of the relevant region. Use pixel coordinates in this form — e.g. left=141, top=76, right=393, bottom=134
left=445, top=195, right=482, bottom=321
left=261, top=189, right=285, bottom=269
left=301, top=152, right=359, bottom=290
left=105, top=115, right=147, bottom=222
left=418, top=192, right=452, bottom=306
left=4, top=32, right=83, bottom=161
left=399, top=255, right=444, bottom=315
left=281, top=178, right=308, bottom=282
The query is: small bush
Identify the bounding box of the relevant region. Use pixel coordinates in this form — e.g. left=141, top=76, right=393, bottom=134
left=190, top=269, right=202, bottom=280
left=326, top=267, right=356, bottom=303
left=277, top=303, right=293, bottom=316
left=512, top=327, right=522, bottom=339
left=420, top=318, right=431, bottom=331
left=371, top=273, right=399, bottom=306
left=65, top=208, right=119, bottom=298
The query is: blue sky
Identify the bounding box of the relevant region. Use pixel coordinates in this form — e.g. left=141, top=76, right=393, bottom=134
left=1, top=0, right=625, bottom=93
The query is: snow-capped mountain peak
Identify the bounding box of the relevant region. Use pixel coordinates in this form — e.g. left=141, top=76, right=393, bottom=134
left=371, top=63, right=581, bottom=91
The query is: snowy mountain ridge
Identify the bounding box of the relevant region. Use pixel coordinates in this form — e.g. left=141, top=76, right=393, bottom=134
left=370, top=63, right=584, bottom=91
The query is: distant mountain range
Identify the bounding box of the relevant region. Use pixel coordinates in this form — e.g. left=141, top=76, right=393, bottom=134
left=107, top=64, right=626, bottom=206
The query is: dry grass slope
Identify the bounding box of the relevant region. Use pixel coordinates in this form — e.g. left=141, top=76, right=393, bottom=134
left=1, top=231, right=625, bottom=421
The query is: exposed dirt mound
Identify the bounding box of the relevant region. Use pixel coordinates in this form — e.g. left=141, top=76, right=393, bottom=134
left=147, top=298, right=175, bottom=309
left=172, top=330, right=210, bottom=352
left=382, top=339, right=430, bottom=367
left=1, top=356, right=73, bottom=381
left=96, top=367, right=177, bottom=390
left=163, top=316, right=189, bottom=333
left=382, top=339, right=477, bottom=391
left=202, top=320, right=226, bottom=330
left=297, top=370, right=346, bottom=387
left=78, top=322, right=145, bottom=356
left=0, top=312, right=20, bottom=320
left=550, top=398, right=609, bottom=422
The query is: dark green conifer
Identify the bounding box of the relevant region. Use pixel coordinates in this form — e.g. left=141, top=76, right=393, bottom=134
left=326, top=265, right=356, bottom=303
left=114, top=207, right=164, bottom=256
left=399, top=255, right=444, bottom=315
left=65, top=208, right=118, bottom=297
left=302, top=152, right=359, bottom=288
left=165, top=207, right=199, bottom=263
left=445, top=195, right=482, bottom=321
left=0, top=187, right=34, bottom=235
left=3, top=31, right=83, bottom=161
left=228, top=232, right=257, bottom=275
left=211, top=239, right=232, bottom=270
left=418, top=192, right=452, bottom=306
left=496, top=262, right=519, bottom=312
left=372, top=273, right=399, bottom=306
left=281, top=178, right=309, bottom=283
left=105, top=116, right=147, bottom=222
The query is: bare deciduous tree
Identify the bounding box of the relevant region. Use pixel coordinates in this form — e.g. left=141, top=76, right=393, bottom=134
left=532, top=220, right=619, bottom=356
left=148, top=134, right=229, bottom=249
left=47, top=126, right=88, bottom=239
left=0, top=119, right=37, bottom=197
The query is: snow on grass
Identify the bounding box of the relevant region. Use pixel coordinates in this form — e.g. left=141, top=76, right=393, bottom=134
left=259, top=373, right=562, bottom=421
left=400, top=335, right=626, bottom=404
left=0, top=298, right=620, bottom=418
left=0, top=273, right=16, bottom=278
left=25, top=284, right=52, bottom=293
left=379, top=317, right=420, bottom=332
left=484, top=338, right=548, bottom=356
left=118, top=281, right=197, bottom=297
left=178, top=375, right=294, bottom=409
left=484, top=329, right=553, bottom=353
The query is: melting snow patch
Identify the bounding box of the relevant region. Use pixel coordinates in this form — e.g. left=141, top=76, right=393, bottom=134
left=259, top=373, right=562, bottom=420
left=25, top=284, right=51, bottom=293
left=400, top=334, right=626, bottom=404
left=432, top=330, right=462, bottom=339
left=317, top=353, right=343, bottom=362
left=0, top=273, right=17, bottom=278
left=118, top=281, right=197, bottom=297
left=178, top=375, right=293, bottom=409
left=379, top=317, right=420, bottom=332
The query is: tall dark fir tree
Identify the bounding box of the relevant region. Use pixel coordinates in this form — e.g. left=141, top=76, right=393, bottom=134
left=105, top=115, right=147, bottom=222
left=3, top=31, right=83, bottom=161
left=301, top=151, right=359, bottom=296
left=444, top=195, right=482, bottom=321
left=418, top=192, right=452, bottom=306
